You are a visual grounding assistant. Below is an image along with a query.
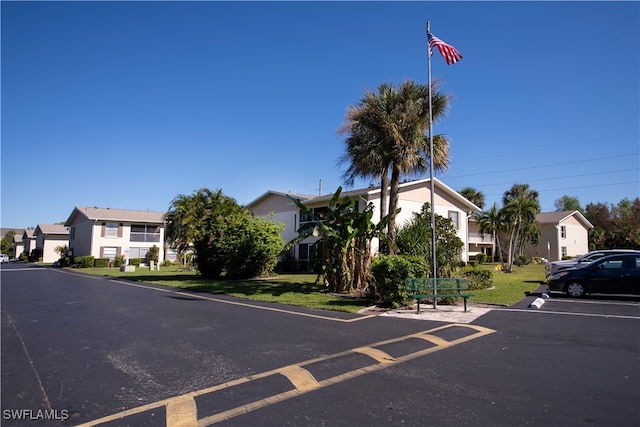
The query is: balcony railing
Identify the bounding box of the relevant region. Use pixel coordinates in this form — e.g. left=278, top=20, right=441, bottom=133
left=468, top=232, right=494, bottom=243
left=130, top=232, right=160, bottom=243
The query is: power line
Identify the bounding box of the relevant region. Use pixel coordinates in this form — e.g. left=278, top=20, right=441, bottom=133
left=443, top=153, right=639, bottom=179
left=463, top=168, right=639, bottom=189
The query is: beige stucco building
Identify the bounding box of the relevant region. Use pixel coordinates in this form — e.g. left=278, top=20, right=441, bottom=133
left=65, top=207, right=166, bottom=264
left=524, top=210, right=593, bottom=261
left=248, top=178, right=481, bottom=267
left=34, top=224, right=70, bottom=263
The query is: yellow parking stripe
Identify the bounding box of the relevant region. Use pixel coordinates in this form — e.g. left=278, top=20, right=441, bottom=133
left=353, top=346, right=396, bottom=364
left=416, top=334, right=451, bottom=347
left=279, top=365, right=320, bottom=391
left=166, top=396, right=198, bottom=427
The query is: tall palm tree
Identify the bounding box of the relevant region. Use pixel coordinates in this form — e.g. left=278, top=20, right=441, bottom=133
left=476, top=203, right=505, bottom=264
left=338, top=80, right=451, bottom=252
left=501, top=184, right=541, bottom=270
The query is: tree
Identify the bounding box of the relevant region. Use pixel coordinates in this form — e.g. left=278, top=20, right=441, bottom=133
left=585, top=198, right=640, bottom=249
left=554, top=195, right=583, bottom=213
left=501, top=184, right=540, bottom=271
left=459, top=187, right=485, bottom=210
left=285, top=187, right=392, bottom=295
left=395, top=203, right=464, bottom=278
left=338, top=80, right=451, bottom=252
left=475, top=203, right=506, bottom=264
left=1, top=231, right=16, bottom=257
left=165, top=188, right=284, bottom=279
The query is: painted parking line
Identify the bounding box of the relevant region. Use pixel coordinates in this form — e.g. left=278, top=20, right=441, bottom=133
left=77, top=323, right=495, bottom=427
left=492, top=307, right=640, bottom=320
left=51, top=268, right=377, bottom=323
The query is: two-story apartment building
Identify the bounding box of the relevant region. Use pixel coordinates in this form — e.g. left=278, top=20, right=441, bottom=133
left=34, top=224, right=70, bottom=263
left=65, top=206, right=167, bottom=264
left=248, top=178, right=481, bottom=268
left=524, top=210, right=593, bottom=261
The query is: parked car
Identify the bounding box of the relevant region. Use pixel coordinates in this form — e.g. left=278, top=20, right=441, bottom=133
left=545, top=249, right=640, bottom=277
left=0, top=254, right=9, bottom=264
left=547, top=253, right=640, bottom=297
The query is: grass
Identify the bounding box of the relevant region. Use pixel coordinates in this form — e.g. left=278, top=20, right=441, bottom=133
left=72, top=262, right=546, bottom=313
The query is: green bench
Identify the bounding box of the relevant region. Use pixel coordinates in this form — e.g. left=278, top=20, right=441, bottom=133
left=404, top=278, right=475, bottom=313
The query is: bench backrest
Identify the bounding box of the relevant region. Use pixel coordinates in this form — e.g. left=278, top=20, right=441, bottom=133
left=404, top=277, right=470, bottom=292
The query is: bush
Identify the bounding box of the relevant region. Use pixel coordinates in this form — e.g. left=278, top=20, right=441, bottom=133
left=514, top=255, right=532, bottom=266
left=113, top=255, right=125, bottom=267
left=463, top=268, right=494, bottom=290
left=94, top=258, right=110, bottom=268
left=148, top=245, right=159, bottom=263
left=162, top=260, right=173, bottom=267
left=130, top=258, right=141, bottom=267
left=18, top=252, right=28, bottom=262
left=475, top=253, right=487, bottom=264
left=371, top=255, right=430, bottom=308
left=74, top=256, right=95, bottom=268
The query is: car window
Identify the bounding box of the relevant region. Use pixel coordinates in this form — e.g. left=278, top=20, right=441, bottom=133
left=634, top=256, right=640, bottom=269
left=583, top=253, right=605, bottom=262
left=600, top=258, right=624, bottom=269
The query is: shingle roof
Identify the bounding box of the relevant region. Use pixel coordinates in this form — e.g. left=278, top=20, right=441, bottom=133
left=536, top=210, right=594, bottom=228
left=35, top=224, right=69, bottom=235
left=66, top=206, right=166, bottom=225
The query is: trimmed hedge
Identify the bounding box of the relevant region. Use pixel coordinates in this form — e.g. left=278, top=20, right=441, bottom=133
left=463, top=268, right=494, bottom=290
left=94, top=258, right=110, bottom=268
left=130, top=258, right=141, bottom=267
left=371, top=255, right=430, bottom=308
left=74, top=256, right=95, bottom=268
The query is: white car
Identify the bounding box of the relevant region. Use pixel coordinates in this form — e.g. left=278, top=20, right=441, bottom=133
left=545, top=249, right=640, bottom=277
left=0, top=254, right=9, bottom=264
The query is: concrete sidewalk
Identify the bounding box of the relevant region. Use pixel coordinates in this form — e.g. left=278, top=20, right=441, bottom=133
left=359, top=304, right=495, bottom=323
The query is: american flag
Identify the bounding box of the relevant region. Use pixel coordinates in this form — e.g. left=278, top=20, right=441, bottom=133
left=427, top=32, right=463, bottom=65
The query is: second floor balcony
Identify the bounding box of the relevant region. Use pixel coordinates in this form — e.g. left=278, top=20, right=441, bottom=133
left=130, top=232, right=160, bottom=243
left=468, top=232, right=494, bottom=244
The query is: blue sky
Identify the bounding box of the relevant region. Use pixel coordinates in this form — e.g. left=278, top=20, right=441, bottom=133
left=2, top=1, right=639, bottom=229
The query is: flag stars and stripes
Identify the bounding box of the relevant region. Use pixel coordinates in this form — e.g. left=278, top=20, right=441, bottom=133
left=427, top=32, right=463, bottom=65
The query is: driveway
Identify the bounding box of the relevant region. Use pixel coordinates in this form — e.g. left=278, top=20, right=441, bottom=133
left=2, top=264, right=638, bottom=426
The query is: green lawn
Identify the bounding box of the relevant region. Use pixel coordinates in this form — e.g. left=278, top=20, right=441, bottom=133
left=74, top=263, right=546, bottom=313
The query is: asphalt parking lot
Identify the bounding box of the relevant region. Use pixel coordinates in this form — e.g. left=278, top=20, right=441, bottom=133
left=2, top=264, right=639, bottom=426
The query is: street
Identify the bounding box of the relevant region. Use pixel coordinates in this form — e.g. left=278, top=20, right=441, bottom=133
left=2, top=263, right=639, bottom=426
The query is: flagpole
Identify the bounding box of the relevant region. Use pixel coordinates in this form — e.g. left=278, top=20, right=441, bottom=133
left=426, top=21, right=438, bottom=309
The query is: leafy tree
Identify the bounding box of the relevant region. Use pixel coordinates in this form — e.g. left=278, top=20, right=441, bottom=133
left=585, top=198, right=640, bottom=249
left=554, top=195, right=583, bottom=213
left=475, top=203, right=506, bottom=264
left=338, top=80, right=451, bottom=252
left=286, top=187, right=392, bottom=295
left=1, top=231, right=16, bottom=257
left=459, top=187, right=485, bottom=209
left=501, top=184, right=541, bottom=271
left=148, top=245, right=159, bottom=263
left=165, top=188, right=283, bottom=279
left=395, top=203, right=464, bottom=278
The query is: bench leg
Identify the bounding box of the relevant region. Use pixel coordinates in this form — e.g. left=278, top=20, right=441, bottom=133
left=416, top=298, right=421, bottom=314
left=463, top=297, right=468, bottom=312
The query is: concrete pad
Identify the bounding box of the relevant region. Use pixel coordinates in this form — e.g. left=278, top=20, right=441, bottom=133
left=360, top=305, right=493, bottom=323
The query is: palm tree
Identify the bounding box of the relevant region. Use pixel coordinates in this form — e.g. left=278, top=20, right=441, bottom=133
left=475, top=203, right=505, bottom=264
left=501, top=184, right=540, bottom=271
left=460, top=187, right=485, bottom=209
left=338, top=80, right=451, bottom=252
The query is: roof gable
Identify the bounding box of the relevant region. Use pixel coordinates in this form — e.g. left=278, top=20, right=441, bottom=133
left=35, top=224, right=69, bottom=236
left=65, top=206, right=166, bottom=225
left=536, top=210, right=594, bottom=229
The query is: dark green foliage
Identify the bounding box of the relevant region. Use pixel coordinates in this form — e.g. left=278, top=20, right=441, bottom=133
left=130, top=258, right=141, bottom=267
left=29, top=248, right=43, bottom=262
left=74, top=256, right=95, bottom=268
left=148, top=245, right=159, bottom=263
left=94, top=258, right=109, bottom=268
left=1, top=231, right=15, bottom=257
left=585, top=198, right=640, bottom=250
left=514, top=254, right=532, bottom=266
left=18, top=252, right=28, bottom=262
left=463, top=268, right=493, bottom=290
left=395, top=203, right=464, bottom=278
left=371, top=254, right=430, bottom=308
left=475, top=253, right=487, bottom=263
left=114, top=255, right=125, bottom=267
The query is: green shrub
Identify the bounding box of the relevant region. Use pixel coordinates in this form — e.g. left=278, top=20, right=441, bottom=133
left=74, top=256, right=95, bottom=268
left=94, top=258, right=110, bottom=268
left=148, top=245, right=159, bottom=263
left=162, top=259, right=173, bottom=267
left=463, top=268, right=494, bottom=290
left=114, top=255, right=125, bottom=267
left=130, top=258, right=141, bottom=267
left=476, top=253, right=487, bottom=264
left=371, top=255, right=430, bottom=308
left=18, top=252, right=28, bottom=262
left=514, top=255, right=532, bottom=266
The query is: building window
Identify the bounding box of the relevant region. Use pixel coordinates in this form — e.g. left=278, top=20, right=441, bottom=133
left=129, top=247, right=149, bottom=262
left=102, top=246, right=118, bottom=260
left=104, top=222, right=119, bottom=238
left=130, top=224, right=160, bottom=242
left=561, top=246, right=567, bottom=258
left=560, top=226, right=566, bottom=239
left=448, top=211, right=460, bottom=231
